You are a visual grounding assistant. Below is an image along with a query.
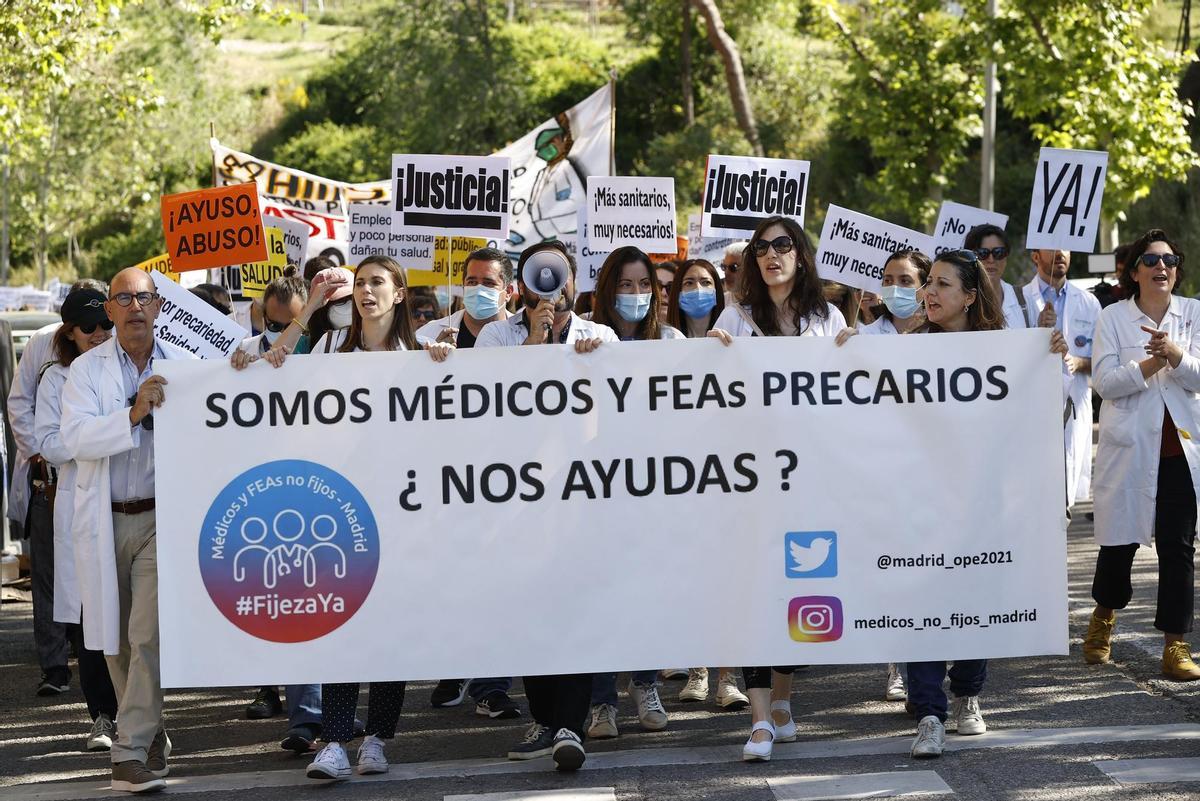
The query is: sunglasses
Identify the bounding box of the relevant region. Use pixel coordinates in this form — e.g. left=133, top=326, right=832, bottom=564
left=127, top=395, right=153, bottom=431
left=752, top=236, right=794, bottom=257
left=77, top=320, right=114, bottom=335
left=111, top=292, right=160, bottom=308
left=941, top=249, right=983, bottom=267
left=974, top=247, right=1009, bottom=261
left=264, top=319, right=290, bottom=333
left=1139, top=253, right=1181, bottom=268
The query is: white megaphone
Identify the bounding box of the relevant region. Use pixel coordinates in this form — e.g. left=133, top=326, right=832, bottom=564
left=521, top=248, right=570, bottom=339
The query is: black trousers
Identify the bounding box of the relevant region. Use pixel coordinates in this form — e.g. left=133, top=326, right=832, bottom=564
left=71, top=622, right=118, bottom=721
left=741, top=666, right=797, bottom=690
left=523, top=674, right=591, bottom=739
left=320, top=682, right=406, bottom=742
left=1092, top=455, right=1197, bottom=634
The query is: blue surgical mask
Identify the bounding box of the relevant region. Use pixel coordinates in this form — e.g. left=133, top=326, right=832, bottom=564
left=881, top=285, right=919, bottom=319
left=614, top=292, right=653, bottom=322
left=679, top=287, right=718, bottom=319
left=464, top=285, right=503, bottom=320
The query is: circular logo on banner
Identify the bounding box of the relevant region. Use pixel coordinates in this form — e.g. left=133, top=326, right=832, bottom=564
left=198, top=460, right=379, bottom=643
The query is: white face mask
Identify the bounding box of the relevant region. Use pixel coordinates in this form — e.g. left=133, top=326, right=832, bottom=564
left=263, top=328, right=283, bottom=346
left=327, top=301, right=353, bottom=329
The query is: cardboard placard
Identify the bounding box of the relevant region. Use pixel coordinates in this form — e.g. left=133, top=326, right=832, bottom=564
left=264, top=213, right=311, bottom=268
left=585, top=176, right=676, bottom=253
left=239, top=227, right=288, bottom=299
left=701, top=155, right=810, bottom=239
left=391, top=154, right=511, bottom=239
left=815, top=205, right=935, bottom=293
left=347, top=202, right=434, bottom=269
left=932, top=201, right=1009, bottom=257
left=687, top=213, right=737, bottom=277
left=161, top=183, right=267, bottom=271
left=1025, top=147, right=1108, bottom=253
left=134, top=253, right=181, bottom=283
left=150, top=270, right=248, bottom=358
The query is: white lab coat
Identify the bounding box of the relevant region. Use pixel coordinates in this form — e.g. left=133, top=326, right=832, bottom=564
left=712, top=303, right=847, bottom=338
left=476, top=310, right=618, bottom=347
left=59, top=336, right=195, bottom=654
left=1001, top=281, right=1028, bottom=331
left=415, top=310, right=467, bottom=346
left=1023, top=279, right=1101, bottom=505
left=7, top=323, right=59, bottom=527
left=1092, top=296, right=1200, bottom=547
left=33, top=363, right=81, bottom=624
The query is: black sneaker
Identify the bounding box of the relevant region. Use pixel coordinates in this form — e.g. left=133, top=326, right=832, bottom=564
left=476, top=691, right=521, bottom=719
left=281, top=723, right=321, bottom=753
left=246, top=686, right=283, bottom=719
left=507, top=723, right=554, bottom=760
left=36, top=668, right=70, bottom=697
left=552, top=728, right=586, bottom=771
left=430, top=678, right=471, bottom=708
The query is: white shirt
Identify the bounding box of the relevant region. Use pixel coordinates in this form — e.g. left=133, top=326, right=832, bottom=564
left=859, top=316, right=899, bottom=336
left=1092, top=296, right=1200, bottom=546
left=712, top=302, right=847, bottom=338
left=313, top=328, right=409, bottom=354
left=475, top=310, right=618, bottom=348
left=415, top=310, right=467, bottom=346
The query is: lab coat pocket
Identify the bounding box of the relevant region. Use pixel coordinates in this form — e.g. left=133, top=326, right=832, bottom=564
left=1099, top=403, right=1136, bottom=448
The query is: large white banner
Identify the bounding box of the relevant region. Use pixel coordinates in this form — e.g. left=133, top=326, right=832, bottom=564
left=155, top=330, right=1066, bottom=687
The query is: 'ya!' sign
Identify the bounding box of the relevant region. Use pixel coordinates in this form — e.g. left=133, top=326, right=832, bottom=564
left=1025, top=148, right=1108, bottom=253
left=391, top=154, right=511, bottom=240
left=701, top=155, right=810, bottom=239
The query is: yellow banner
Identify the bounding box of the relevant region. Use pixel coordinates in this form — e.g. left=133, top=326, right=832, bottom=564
left=407, top=236, right=487, bottom=288
left=134, top=253, right=180, bottom=283
left=239, top=227, right=288, bottom=299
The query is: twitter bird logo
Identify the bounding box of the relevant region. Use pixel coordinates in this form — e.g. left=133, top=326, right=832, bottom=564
left=785, top=531, right=838, bottom=578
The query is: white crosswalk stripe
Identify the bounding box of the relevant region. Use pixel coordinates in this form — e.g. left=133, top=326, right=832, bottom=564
left=445, top=789, right=616, bottom=801
left=768, top=770, right=952, bottom=800
left=1093, top=757, right=1200, bottom=785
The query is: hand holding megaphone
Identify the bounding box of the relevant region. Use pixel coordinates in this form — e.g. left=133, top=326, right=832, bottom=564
left=521, top=248, right=571, bottom=344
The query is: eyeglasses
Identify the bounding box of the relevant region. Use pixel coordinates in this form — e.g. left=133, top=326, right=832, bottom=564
left=111, top=292, right=160, bottom=307
left=974, top=247, right=1009, bottom=261
left=752, top=236, right=794, bottom=257
left=77, top=320, right=114, bottom=335
left=1138, top=253, right=1181, bottom=268
left=264, top=319, right=290, bottom=333
left=127, top=395, right=153, bottom=431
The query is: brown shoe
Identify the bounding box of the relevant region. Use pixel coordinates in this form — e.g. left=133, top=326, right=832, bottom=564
left=1083, top=611, right=1116, bottom=664
left=145, top=730, right=171, bottom=778
left=111, top=761, right=166, bottom=793
left=1162, top=641, right=1200, bottom=681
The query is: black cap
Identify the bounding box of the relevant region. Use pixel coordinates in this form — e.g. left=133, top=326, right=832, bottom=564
left=61, top=288, right=110, bottom=327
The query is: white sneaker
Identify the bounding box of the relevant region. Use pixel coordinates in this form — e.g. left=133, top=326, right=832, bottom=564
left=86, top=713, right=114, bottom=752
left=715, top=673, right=749, bottom=710
left=742, top=720, right=775, bottom=762
left=771, top=700, right=796, bottom=742
left=949, top=695, right=986, bottom=735
left=679, top=668, right=709, bottom=702
left=660, top=668, right=689, bottom=680
left=306, top=742, right=351, bottom=780
left=587, top=703, right=619, bottom=739
left=631, top=682, right=668, bottom=731
left=911, top=715, right=945, bottom=758
left=355, top=734, right=388, bottom=775
left=885, top=663, right=907, bottom=702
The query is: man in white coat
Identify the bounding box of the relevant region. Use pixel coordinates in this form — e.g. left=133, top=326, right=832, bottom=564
left=1023, top=249, right=1102, bottom=509
left=60, top=268, right=195, bottom=793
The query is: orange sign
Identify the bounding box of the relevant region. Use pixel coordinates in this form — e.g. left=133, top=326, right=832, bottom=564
left=649, top=236, right=689, bottom=264
left=161, top=183, right=267, bottom=272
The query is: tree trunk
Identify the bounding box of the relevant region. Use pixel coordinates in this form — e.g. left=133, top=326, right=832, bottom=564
left=507, top=0, right=515, bottom=22
left=689, top=0, right=762, bottom=155
left=1, top=144, right=9, bottom=285
left=681, top=0, right=694, bottom=127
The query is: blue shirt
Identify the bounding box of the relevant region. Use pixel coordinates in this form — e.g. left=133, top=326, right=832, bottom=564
left=1036, top=275, right=1067, bottom=331
left=110, top=339, right=165, bottom=502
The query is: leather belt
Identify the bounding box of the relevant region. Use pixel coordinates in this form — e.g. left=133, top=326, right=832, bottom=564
left=112, top=498, right=155, bottom=515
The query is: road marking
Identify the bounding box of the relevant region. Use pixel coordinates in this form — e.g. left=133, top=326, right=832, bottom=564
left=0, top=724, right=1196, bottom=801
left=769, top=770, right=952, bottom=800
left=445, top=789, right=616, bottom=801
left=1093, top=757, right=1200, bottom=785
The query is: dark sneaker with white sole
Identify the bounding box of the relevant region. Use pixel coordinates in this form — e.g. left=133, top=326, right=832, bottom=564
left=37, top=668, right=70, bottom=697
left=507, top=723, right=554, bottom=760
left=431, top=678, right=471, bottom=707
left=245, top=686, right=282, bottom=719
left=281, top=723, right=320, bottom=753
left=552, top=728, right=586, bottom=771
left=145, top=730, right=171, bottom=779
left=111, top=761, right=166, bottom=793
left=476, top=691, right=521, bottom=719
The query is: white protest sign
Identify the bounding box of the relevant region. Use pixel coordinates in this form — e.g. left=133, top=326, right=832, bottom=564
left=348, top=202, right=434, bottom=269
left=574, top=201, right=609, bottom=293
left=391, top=154, right=511, bottom=239
left=20, top=289, right=52, bottom=311
left=932, top=201, right=1009, bottom=256
left=815, top=205, right=935, bottom=293
left=1025, top=147, right=1108, bottom=253
left=0, top=287, right=22, bottom=310
left=1088, top=253, right=1115, bottom=275
left=701, top=155, right=810, bottom=239
left=155, top=330, right=1065, bottom=686
left=687, top=213, right=736, bottom=277
left=151, top=270, right=248, bottom=358
left=586, top=176, right=676, bottom=253
left=264, top=213, right=311, bottom=268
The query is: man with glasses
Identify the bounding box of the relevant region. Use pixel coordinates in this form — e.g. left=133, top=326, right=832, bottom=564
left=721, top=241, right=748, bottom=304
left=60, top=268, right=196, bottom=793
left=1022, top=248, right=1101, bottom=510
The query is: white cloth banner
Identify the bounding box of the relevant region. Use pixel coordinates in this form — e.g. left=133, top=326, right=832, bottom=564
left=151, top=271, right=248, bottom=358
left=155, top=330, right=1066, bottom=687
left=1025, top=147, right=1108, bottom=253
left=816, top=205, right=935, bottom=294
left=932, top=201, right=1009, bottom=257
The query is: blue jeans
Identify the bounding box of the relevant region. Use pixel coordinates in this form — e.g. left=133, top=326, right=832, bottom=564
left=905, top=660, right=987, bottom=722
left=286, top=684, right=321, bottom=728
left=590, top=671, right=658, bottom=706
left=469, top=677, right=512, bottom=702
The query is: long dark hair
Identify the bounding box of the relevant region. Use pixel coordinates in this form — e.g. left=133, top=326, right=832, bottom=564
left=667, top=258, right=725, bottom=334
left=1119, top=228, right=1185, bottom=299
left=338, top=255, right=418, bottom=352
left=52, top=324, right=84, bottom=368
left=923, top=250, right=1005, bottom=333
left=739, top=215, right=827, bottom=335
left=875, top=248, right=932, bottom=323
left=591, top=246, right=661, bottom=340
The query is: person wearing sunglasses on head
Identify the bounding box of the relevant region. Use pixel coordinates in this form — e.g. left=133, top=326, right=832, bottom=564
left=1085, top=229, right=1200, bottom=682
left=963, top=224, right=1026, bottom=330
left=1022, top=245, right=1102, bottom=513
left=31, top=288, right=120, bottom=755
left=58, top=269, right=198, bottom=793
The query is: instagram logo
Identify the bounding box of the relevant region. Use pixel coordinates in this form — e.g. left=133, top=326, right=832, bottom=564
left=788, top=596, right=843, bottom=643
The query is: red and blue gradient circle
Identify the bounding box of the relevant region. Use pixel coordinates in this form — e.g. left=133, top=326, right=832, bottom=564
left=199, top=460, right=379, bottom=643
